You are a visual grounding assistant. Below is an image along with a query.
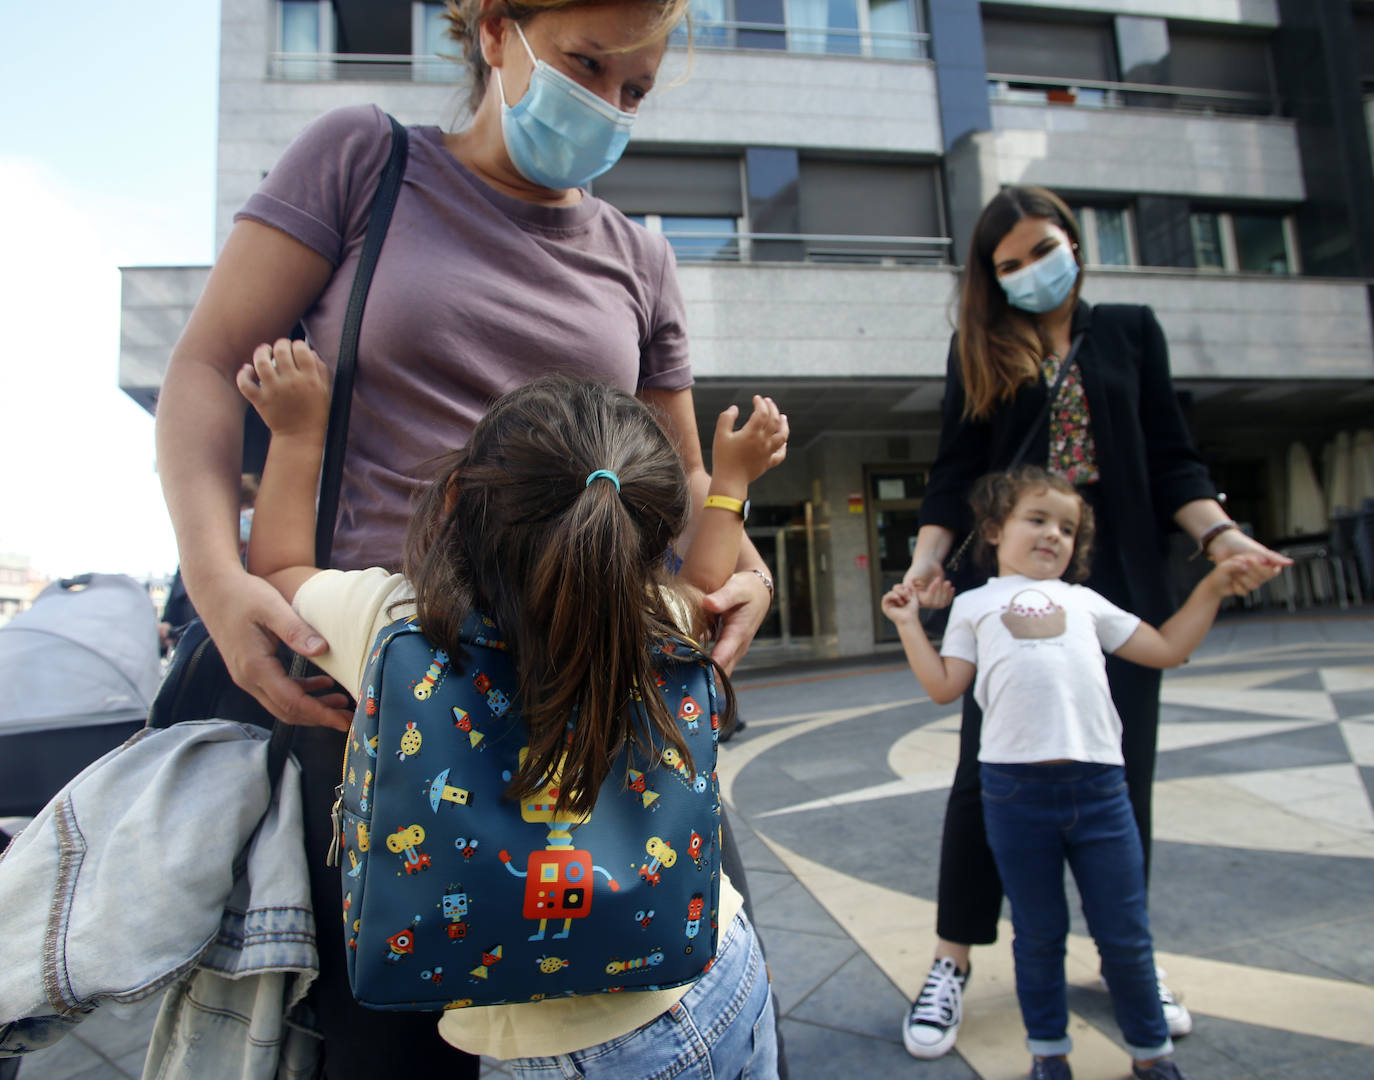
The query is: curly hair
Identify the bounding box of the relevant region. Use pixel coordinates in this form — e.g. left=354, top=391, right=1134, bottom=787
left=968, top=466, right=1094, bottom=582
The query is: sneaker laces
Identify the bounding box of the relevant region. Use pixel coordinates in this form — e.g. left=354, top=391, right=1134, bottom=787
left=910, top=959, right=963, bottom=1027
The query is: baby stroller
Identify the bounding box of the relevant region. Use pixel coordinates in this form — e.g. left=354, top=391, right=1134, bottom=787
left=0, top=574, right=161, bottom=821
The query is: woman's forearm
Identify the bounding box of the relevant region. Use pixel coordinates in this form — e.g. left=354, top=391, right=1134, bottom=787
left=1172, top=498, right=1231, bottom=542
left=155, top=351, right=251, bottom=600
left=911, top=524, right=956, bottom=568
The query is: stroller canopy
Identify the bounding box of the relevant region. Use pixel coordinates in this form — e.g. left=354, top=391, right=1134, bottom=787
left=0, top=573, right=161, bottom=734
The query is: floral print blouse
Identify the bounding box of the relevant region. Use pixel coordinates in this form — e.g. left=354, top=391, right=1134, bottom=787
left=1043, top=350, right=1100, bottom=485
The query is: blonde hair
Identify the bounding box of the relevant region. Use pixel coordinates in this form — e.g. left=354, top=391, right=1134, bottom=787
left=443, top=0, right=691, bottom=112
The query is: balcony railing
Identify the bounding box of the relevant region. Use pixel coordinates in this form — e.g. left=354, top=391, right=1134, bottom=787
left=663, top=231, right=951, bottom=265
left=987, top=72, right=1277, bottom=117
left=267, top=22, right=930, bottom=81
left=675, top=20, right=930, bottom=60
left=269, top=52, right=460, bottom=82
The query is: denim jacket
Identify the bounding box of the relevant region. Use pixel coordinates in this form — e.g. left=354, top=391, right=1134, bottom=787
left=0, top=721, right=319, bottom=1078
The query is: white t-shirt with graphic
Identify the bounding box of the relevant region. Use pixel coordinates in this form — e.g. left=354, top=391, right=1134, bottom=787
left=940, top=574, right=1142, bottom=765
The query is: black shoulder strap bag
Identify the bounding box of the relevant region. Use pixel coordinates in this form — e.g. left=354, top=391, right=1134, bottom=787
left=943, top=331, right=1086, bottom=574
left=149, top=114, right=409, bottom=793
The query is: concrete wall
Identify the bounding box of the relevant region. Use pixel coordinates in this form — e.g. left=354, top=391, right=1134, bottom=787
left=634, top=52, right=942, bottom=156
left=989, top=0, right=1278, bottom=26
left=990, top=104, right=1304, bottom=202
left=1091, top=271, right=1374, bottom=379
left=118, top=266, right=212, bottom=408
left=676, top=263, right=1372, bottom=382
left=678, top=264, right=959, bottom=379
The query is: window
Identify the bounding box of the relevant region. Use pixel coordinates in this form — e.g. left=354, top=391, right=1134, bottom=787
left=1189, top=212, right=1226, bottom=270
left=798, top=159, right=944, bottom=262
left=281, top=0, right=322, bottom=52
left=1186, top=210, right=1296, bottom=274
left=592, top=155, right=743, bottom=217
left=628, top=215, right=741, bottom=263
left=1232, top=213, right=1290, bottom=275
left=684, top=0, right=919, bottom=57
left=278, top=0, right=331, bottom=78
left=412, top=2, right=450, bottom=81
left=982, top=14, right=1115, bottom=83
left=1072, top=205, right=1135, bottom=267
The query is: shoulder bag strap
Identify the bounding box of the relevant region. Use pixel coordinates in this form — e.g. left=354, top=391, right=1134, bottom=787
left=268, top=113, right=410, bottom=790
left=945, top=331, right=1086, bottom=572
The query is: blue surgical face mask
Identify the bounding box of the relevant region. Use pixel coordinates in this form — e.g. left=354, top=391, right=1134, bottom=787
left=997, top=241, right=1080, bottom=314
left=495, top=23, right=636, bottom=191
left=239, top=509, right=254, bottom=545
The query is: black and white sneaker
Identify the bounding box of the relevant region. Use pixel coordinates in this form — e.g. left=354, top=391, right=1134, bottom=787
left=1155, top=967, right=1193, bottom=1037
left=902, top=956, right=969, bottom=1059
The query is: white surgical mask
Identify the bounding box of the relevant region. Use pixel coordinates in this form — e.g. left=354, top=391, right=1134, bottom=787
left=495, top=23, right=636, bottom=191
left=998, top=243, right=1080, bottom=314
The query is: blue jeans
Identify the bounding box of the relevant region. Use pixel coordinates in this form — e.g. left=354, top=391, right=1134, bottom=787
left=505, top=912, right=778, bottom=1080
left=981, top=762, right=1172, bottom=1060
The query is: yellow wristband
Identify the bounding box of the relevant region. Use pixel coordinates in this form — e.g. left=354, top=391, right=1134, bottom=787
left=703, top=494, right=748, bottom=519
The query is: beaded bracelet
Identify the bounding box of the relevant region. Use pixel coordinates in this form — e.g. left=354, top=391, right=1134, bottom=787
left=749, top=568, right=774, bottom=602
left=1191, top=520, right=1239, bottom=561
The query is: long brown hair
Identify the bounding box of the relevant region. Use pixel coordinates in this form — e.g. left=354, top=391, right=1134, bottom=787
left=957, top=186, right=1084, bottom=421
left=969, top=466, right=1095, bottom=582
left=402, top=375, right=735, bottom=819
left=443, top=0, right=692, bottom=113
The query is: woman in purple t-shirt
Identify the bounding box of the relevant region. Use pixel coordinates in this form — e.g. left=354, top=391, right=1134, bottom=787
left=154, top=1, right=782, bottom=1077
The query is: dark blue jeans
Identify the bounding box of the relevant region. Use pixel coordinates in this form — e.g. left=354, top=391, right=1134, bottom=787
left=980, top=762, right=1172, bottom=1060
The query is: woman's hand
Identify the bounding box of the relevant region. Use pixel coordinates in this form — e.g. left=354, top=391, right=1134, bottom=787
left=1206, top=528, right=1293, bottom=570
left=700, top=569, right=772, bottom=674
left=1206, top=554, right=1282, bottom=599
left=902, top=524, right=956, bottom=605
left=196, top=569, right=353, bottom=731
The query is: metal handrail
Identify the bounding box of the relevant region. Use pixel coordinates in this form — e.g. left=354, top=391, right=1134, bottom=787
left=987, top=71, right=1276, bottom=114
left=682, top=19, right=930, bottom=58
left=660, top=231, right=951, bottom=264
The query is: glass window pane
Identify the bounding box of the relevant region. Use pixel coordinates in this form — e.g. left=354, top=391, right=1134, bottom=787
left=1232, top=213, right=1289, bottom=274
left=868, top=0, right=916, bottom=59
left=681, top=0, right=729, bottom=48
left=421, top=3, right=447, bottom=55
left=787, top=0, right=858, bottom=54
left=1189, top=213, right=1224, bottom=269
left=660, top=216, right=738, bottom=262
left=1095, top=208, right=1130, bottom=266
left=281, top=1, right=320, bottom=52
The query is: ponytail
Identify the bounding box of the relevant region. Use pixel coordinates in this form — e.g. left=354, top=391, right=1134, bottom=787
left=404, top=376, right=733, bottom=820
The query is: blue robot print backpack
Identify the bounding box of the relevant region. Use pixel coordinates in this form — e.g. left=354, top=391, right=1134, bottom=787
left=329, top=611, right=724, bottom=1011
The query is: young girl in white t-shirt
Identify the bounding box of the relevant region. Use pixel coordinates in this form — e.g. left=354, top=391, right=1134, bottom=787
left=882, top=466, right=1276, bottom=1080
left=236, top=338, right=785, bottom=1078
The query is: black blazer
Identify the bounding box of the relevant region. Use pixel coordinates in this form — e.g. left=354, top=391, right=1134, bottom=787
left=918, top=302, right=1216, bottom=625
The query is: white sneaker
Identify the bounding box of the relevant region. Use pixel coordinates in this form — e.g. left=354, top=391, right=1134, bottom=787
left=1097, top=965, right=1192, bottom=1037
left=902, top=956, right=969, bottom=1059
left=1155, top=966, right=1192, bottom=1037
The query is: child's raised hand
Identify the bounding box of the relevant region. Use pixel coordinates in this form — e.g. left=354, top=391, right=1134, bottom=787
left=237, top=339, right=332, bottom=437
left=711, top=396, right=788, bottom=487
left=1209, top=554, right=1281, bottom=598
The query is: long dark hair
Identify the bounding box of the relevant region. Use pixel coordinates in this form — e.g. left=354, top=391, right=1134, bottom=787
left=969, top=466, right=1095, bottom=582
left=402, top=375, right=735, bottom=819
left=958, top=185, right=1084, bottom=421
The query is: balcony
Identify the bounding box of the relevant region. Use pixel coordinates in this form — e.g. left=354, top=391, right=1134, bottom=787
left=660, top=230, right=950, bottom=266
left=986, top=75, right=1303, bottom=202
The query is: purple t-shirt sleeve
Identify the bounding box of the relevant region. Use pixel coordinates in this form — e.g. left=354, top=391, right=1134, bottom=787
left=235, top=104, right=393, bottom=266
left=640, top=239, right=691, bottom=391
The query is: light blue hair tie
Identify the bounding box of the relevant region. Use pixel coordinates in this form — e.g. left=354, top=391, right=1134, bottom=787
left=585, top=469, right=621, bottom=493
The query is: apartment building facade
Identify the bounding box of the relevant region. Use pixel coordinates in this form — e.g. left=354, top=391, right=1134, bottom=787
left=120, top=0, right=1374, bottom=658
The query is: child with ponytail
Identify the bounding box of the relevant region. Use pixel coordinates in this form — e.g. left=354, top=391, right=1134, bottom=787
left=238, top=339, right=784, bottom=1078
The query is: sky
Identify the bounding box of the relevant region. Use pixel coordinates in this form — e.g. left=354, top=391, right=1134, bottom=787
left=0, top=2, right=221, bottom=580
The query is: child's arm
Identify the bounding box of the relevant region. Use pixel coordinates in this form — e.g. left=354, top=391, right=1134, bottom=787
left=236, top=338, right=331, bottom=603
left=1114, top=555, right=1278, bottom=668
left=677, top=396, right=788, bottom=594
left=881, top=582, right=976, bottom=705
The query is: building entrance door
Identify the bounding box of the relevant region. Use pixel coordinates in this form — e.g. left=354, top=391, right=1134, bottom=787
left=864, top=467, right=926, bottom=643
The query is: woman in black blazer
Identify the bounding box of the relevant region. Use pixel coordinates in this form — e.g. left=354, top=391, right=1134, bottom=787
left=899, top=186, right=1288, bottom=1063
